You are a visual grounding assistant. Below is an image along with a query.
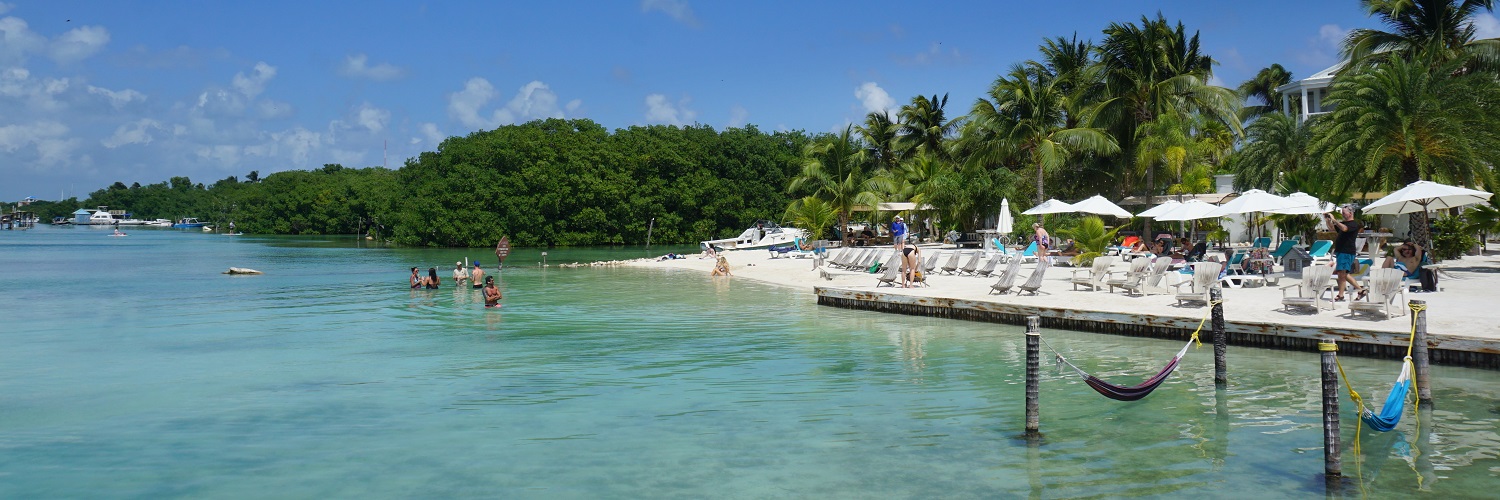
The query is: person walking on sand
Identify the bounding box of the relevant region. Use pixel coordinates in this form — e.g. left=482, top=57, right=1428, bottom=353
left=1033, top=223, right=1051, bottom=262
left=409, top=267, right=422, bottom=289
left=482, top=276, right=502, bottom=308
left=1326, top=206, right=1363, bottom=301
left=711, top=256, right=732, bottom=276
left=891, top=215, right=908, bottom=252
left=470, top=262, right=486, bottom=289
left=453, top=261, right=468, bottom=286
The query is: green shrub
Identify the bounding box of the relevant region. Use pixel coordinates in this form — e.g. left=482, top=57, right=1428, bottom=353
left=1430, top=215, right=1477, bottom=260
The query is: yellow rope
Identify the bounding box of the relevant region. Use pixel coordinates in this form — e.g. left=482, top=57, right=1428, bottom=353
left=1185, top=299, right=1220, bottom=348
left=1406, top=301, right=1428, bottom=490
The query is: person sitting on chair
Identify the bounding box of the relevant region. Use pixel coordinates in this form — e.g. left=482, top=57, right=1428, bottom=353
left=1185, top=240, right=1208, bottom=262
left=1382, top=242, right=1424, bottom=279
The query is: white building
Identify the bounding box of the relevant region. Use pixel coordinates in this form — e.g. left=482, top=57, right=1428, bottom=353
left=1274, top=60, right=1346, bottom=123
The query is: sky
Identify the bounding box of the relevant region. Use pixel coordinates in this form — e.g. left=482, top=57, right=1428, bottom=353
left=4, top=0, right=1498, bottom=202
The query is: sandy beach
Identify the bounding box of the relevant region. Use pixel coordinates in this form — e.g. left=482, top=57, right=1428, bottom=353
left=627, top=244, right=1500, bottom=347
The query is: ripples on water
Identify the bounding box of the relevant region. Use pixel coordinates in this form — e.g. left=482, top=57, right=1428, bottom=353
left=1, top=227, right=1496, bottom=498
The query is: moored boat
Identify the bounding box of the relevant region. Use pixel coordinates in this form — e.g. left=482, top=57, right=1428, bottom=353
left=700, top=220, right=806, bottom=252
left=172, top=217, right=206, bottom=229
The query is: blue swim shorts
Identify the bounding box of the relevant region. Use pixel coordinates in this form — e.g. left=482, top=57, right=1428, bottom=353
left=1334, top=253, right=1356, bottom=272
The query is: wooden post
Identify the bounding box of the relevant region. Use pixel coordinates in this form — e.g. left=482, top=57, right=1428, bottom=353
left=1025, top=315, right=1041, bottom=436
left=1211, top=286, right=1226, bottom=387
left=1411, top=299, right=1433, bottom=409
left=1319, top=341, right=1342, bottom=479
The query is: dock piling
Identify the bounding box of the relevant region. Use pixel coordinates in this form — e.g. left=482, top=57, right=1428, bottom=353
left=1319, top=340, right=1342, bottom=480
left=1211, top=287, right=1226, bottom=387
left=1411, top=299, right=1432, bottom=409
left=1025, top=315, right=1040, bottom=436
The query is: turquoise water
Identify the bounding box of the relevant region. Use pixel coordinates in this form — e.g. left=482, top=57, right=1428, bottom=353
left=2, top=226, right=1497, bottom=498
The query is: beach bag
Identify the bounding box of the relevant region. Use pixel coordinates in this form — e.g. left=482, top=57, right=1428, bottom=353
left=913, top=270, right=924, bottom=282
left=1419, top=268, right=1438, bottom=292
left=868, top=262, right=882, bottom=273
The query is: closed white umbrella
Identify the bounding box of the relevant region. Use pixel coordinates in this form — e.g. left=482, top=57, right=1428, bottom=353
left=1361, top=180, right=1494, bottom=215
left=1022, top=198, right=1076, bottom=215
left=997, top=198, right=1014, bottom=233
left=1069, top=195, right=1134, bottom=218
left=1136, top=200, right=1182, bottom=218
left=1265, top=192, right=1334, bottom=215
left=1154, top=199, right=1219, bottom=221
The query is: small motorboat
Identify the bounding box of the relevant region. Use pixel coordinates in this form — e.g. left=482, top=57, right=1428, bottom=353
left=700, top=220, right=806, bottom=252
left=172, top=217, right=207, bottom=229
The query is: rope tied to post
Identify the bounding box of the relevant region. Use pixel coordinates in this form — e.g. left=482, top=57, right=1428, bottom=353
left=1040, top=299, right=1219, bottom=401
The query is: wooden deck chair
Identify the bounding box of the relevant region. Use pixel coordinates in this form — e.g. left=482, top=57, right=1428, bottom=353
left=974, top=256, right=1002, bottom=277
left=923, top=251, right=942, bottom=274
left=1173, top=262, right=1222, bottom=306
left=1105, top=257, right=1151, bottom=293
left=832, top=248, right=857, bottom=268
left=1282, top=265, right=1335, bottom=312
left=940, top=250, right=963, bottom=275
left=1069, top=256, right=1114, bottom=291
left=1017, top=258, right=1051, bottom=295
left=1349, top=268, right=1408, bottom=319
left=875, top=254, right=904, bottom=287
left=1123, top=257, right=1174, bottom=296
left=828, top=247, right=852, bottom=267
left=988, top=258, right=1023, bottom=295
left=958, top=252, right=984, bottom=275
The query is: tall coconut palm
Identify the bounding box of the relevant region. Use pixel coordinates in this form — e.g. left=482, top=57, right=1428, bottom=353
left=1227, top=113, right=1315, bottom=191
left=1312, top=55, right=1500, bottom=249
left=857, top=111, right=901, bottom=171
left=1344, top=0, right=1500, bottom=71
left=782, top=196, right=840, bottom=242
left=967, top=65, right=1119, bottom=204
left=896, top=94, right=956, bottom=160
left=1095, top=14, right=1243, bottom=235
left=1237, top=63, right=1295, bottom=120
left=787, top=126, right=884, bottom=243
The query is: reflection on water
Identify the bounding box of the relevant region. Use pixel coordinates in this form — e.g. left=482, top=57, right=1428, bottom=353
left=0, top=226, right=1496, bottom=498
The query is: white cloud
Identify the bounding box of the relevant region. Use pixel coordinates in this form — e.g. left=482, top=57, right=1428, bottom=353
left=232, top=62, right=276, bottom=99
left=0, top=120, right=77, bottom=166
left=0, top=16, right=46, bottom=64
left=1471, top=13, right=1500, bottom=39
left=641, top=0, right=700, bottom=28
left=1294, top=24, right=1347, bottom=68
left=338, top=53, right=405, bottom=81
left=354, top=102, right=389, bottom=133
left=257, top=99, right=293, bottom=119
left=101, top=119, right=162, bottom=148
left=87, top=85, right=146, bottom=109
left=727, top=105, right=748, bottom=128
left=644, top=93, right=696, bottom=125
left=0, top=3, right=13, bottom=15
left=854, top=82, right=895, bottom=116
left=446, top=78, right=575, bottom=130
left=50, top=25, right=109, bottom=63
left=896, top=42, right=964, bottom=66
left=414, top=122, right=444, bottom=146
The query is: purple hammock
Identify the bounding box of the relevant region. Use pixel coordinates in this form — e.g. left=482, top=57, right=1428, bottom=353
left=1059, top=339, right=1194, bottom=402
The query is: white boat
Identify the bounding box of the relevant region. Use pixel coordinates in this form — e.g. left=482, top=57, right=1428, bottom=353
left=700, top=220, right=806, bottom=252
left=144, top=219, right=174, bottom=227
left=87, top=210, right=119, bottom=225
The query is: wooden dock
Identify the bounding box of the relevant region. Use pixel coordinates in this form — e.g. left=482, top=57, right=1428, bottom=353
left=815, top=287, right=1500, bottom=369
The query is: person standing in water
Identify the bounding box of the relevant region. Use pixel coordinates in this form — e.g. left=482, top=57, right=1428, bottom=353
left=409, top=267, right=422, bottom=289
left=482, top=276, right=502, bottom=308
left=453, top=262, right=468, bottom=286
left=423, top=267, right=441, bottom=289
left=470, top=262, right=486, bottom=289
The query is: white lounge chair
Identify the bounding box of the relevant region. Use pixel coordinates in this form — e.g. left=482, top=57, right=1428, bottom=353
left=1282, top=265, right=1335, bottom=312
left=1017, top=258, right=1051, bottom=295
left=1105, top=257, right=1151, bottom=293
left=1350, top=268, right=1408, bottom=319
left=988, top=258, right=1023, bottom=295
left=1173, top=262, right=1222, bottom=306
left=1069, top=256, right=1114, bottom=291
left=1121, top=257, right=1174, bottom=296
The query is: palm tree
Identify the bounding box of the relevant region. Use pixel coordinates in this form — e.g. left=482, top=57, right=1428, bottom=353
left=1226, top=113, right=1315, bottom=191
left=1344, top=0, right=1500, bottom=71
left=857, top=111, right=901, bottom=171
left=786, top=126, right=884, bottom=243
left=1312, top=55, right=1500, bottom=249
left=896, top=94, right=956, bottom=160
left=1237, top=64, right=1295, bottom=120
left=782, top=196, right=840, bottom=241
left=967, top=65, right=1119, bottom=204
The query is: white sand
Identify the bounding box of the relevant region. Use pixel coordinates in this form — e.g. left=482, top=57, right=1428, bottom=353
left=627, top=244, right=1500, bottom=343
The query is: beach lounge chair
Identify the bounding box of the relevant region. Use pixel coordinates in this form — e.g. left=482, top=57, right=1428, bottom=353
left=958, top=252, right=984, bottom=276
left=1307, top=240, right=1334, bottom=265
left=875, top=254, right=904, bottom=286
left=922, top=251, right=942, bottom=274
left=974, top=256, right=1002, bottom=277
left=1105, top=257, right=1151, bottom=293
left=832, top=248, right=857, bottom=269
left=1350, top=268, right=1408, bottom=319
left=1019, top=241, right=1039, bottom=263
left=1173, top=262, right=1222, bottom=306
left=1069, top=256, right=1114, bottom=291
left=1282, top=265, right=1335, bottom=312
left=1122, top=257, right=1174, bottom=296
left=940, top=251, right=963, bottom=275
left=1269, top=239, right=1298, bottom=266
left=1251, top=236, right=1271, bottom=249
left=1017, top=258, right=1051, bottom=295
left=988, top=258, right=1023, bottom=295
left=828, top=247, right=852, bottom=267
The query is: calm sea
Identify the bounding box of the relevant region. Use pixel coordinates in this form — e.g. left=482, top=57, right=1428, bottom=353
left=2, top=225, right=1496, bottom=498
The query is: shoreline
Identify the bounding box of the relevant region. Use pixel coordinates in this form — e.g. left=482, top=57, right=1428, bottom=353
left=625, top=245, right=1500, bottom=369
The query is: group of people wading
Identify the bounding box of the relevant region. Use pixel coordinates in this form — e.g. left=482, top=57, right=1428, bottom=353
left=409, top=261, right=503, bottom=308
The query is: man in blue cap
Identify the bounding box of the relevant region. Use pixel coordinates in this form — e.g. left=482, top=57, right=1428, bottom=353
left=470, top=261, right=486, bottom=289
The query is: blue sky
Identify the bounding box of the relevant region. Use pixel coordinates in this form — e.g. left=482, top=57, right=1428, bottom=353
left=4, top=0, right=1497, bottom=202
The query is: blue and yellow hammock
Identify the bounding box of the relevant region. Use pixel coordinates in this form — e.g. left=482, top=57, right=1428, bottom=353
left=1359, top=358, right=1413, bottom=432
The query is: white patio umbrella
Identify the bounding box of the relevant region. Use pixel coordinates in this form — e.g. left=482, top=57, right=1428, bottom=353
left=1361, top=180, right=1494, bottom=215
left=1266, top=192, right=1335, bottom=215
left=1068, top=195, right=1134, bottom=218
left=1154, top=199, right=1219, bottom=221
left=997, top=198, right=1014, bottom=233
left=1136, top=200, right=1181, bottom=218
left=1022, top=198, right=1076, bottom=215
left=1202, top=189, right=1299, bottom=218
